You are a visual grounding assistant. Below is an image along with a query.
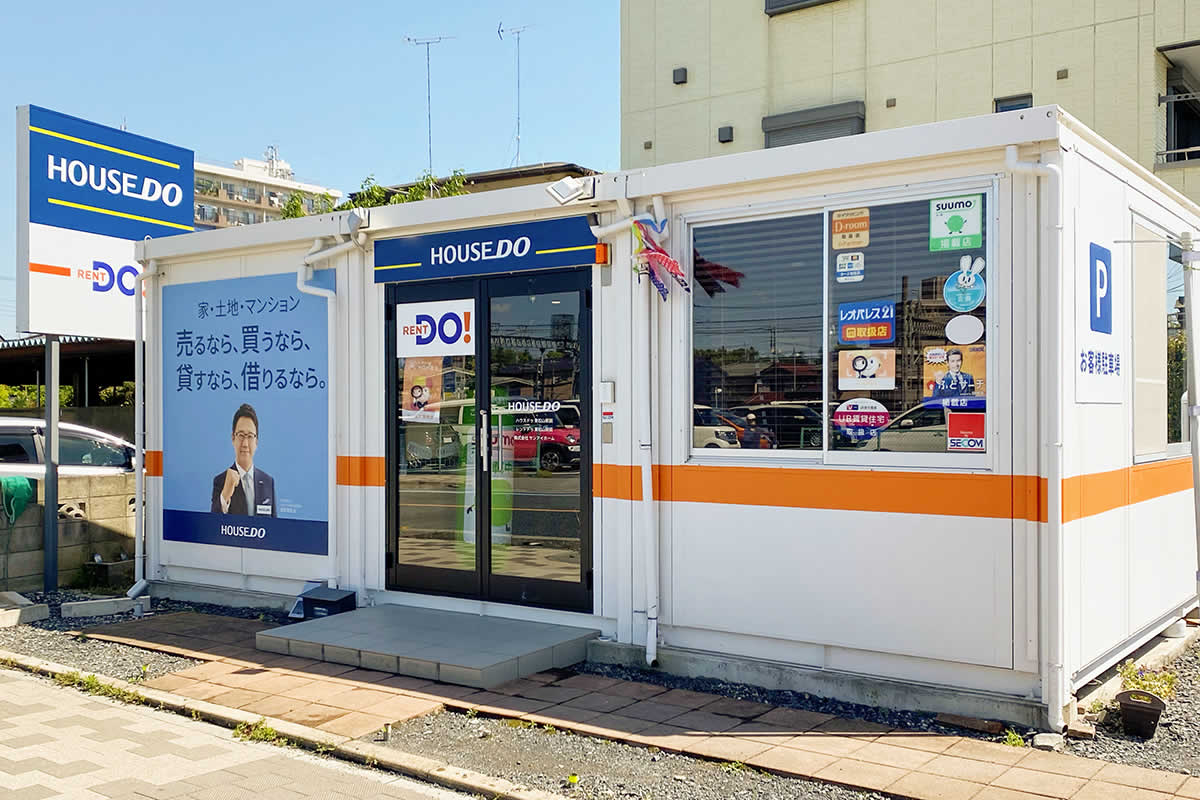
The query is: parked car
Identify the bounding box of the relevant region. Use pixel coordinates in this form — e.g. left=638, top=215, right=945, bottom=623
left=858, top=397, right=986, bottom=452
left=693, top=405, right=740, bottom=448
left=0, top=417, right=134, bottom=478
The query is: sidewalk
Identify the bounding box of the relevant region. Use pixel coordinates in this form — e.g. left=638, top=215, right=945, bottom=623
left=88, top=612, right=1200, bottom=800
left=0, top=665, right=469, bottom=800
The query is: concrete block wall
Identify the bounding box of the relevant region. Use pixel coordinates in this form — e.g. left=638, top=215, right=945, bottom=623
left=0, top=474, right=135, bottom=592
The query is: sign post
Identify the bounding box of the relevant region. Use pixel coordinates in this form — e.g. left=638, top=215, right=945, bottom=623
left=16, top=104, right=193, bottom=592
left=43, top=336, right=58, bottom=593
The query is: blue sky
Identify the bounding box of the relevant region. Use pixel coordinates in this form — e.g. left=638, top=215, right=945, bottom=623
left=0, top=1, right=618, bottom=337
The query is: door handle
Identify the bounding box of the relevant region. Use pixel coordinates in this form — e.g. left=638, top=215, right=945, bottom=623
left=479, top=410, right=489, bottom=472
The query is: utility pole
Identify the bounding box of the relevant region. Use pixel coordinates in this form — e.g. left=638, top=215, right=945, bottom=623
left=406, top=35, right=453, bottom=176
left=498, top=23, right=532, bottom=166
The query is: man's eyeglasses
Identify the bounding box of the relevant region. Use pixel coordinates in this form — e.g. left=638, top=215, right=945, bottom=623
left=234, top=432, right=258, bottom=442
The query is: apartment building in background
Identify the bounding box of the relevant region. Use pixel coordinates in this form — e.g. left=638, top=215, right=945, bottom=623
left=193, top=146, right=342, bottom=230
left=622, top=0, right=1200, bottom=202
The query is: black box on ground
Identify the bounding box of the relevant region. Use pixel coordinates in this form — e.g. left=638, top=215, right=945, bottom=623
left=299, top=586, right=356, bottom=619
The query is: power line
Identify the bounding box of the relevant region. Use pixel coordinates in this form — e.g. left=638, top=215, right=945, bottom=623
left=405, top=34, right=454, bottom=176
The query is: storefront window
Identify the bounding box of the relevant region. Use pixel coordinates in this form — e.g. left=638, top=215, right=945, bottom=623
left=829, top=195, right=987, bottom=453
left=1167, top=245, right=1187, bottom=446
left=692, top=214, right=824, bottom=450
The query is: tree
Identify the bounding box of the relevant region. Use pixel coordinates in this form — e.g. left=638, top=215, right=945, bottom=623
left=1169, top=331, right=1187, bottom=443
left=98, top=381, right=136, bottom=407
left=0, top=384, right=73, bottom=408
left=279, top=170, right=470, bottom=220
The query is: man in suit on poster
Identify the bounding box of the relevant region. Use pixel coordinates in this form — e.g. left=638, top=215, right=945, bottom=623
left=211, top=403, right=277, bottom=517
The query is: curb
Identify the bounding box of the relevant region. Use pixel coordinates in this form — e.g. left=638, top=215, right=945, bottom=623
left=0, top=649, right=571, bottom=800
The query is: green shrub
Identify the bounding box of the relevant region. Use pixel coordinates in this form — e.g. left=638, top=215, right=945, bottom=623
left=1119, top=660, right=1177, bottom=700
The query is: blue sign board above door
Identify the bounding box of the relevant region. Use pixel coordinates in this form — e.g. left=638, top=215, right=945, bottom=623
left=373, top=215, right=597, bottom=283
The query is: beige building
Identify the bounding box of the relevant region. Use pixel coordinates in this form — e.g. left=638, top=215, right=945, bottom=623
left=621, top=0, right=1200, bottom=200
left=192, top=147, right=342, bottom=230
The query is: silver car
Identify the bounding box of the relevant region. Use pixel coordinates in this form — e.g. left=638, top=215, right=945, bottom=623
left=0, top=417, right=135, bottom=479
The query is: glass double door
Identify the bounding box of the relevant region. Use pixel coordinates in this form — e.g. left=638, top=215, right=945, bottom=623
left=386, top=270, right=591, bottom=612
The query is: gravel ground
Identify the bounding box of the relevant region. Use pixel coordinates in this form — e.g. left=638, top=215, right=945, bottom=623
left=0, top=590, right=288, bottom=682
left=384, top=708, right=889, bottom=800
left=1066, top=635, right=1200, bottom=775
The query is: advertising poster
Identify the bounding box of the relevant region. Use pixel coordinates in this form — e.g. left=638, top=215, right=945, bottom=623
left=837, top=299, right=895, bottom=345
left=832, top=398, right=891, bottom=442
left=923, top=344, right=986, bottom=400
left=837, top=348, right=896, bottom=391
left=161, top=271, right=332, bottom=555
left=401, top=356, right=443, bottom=423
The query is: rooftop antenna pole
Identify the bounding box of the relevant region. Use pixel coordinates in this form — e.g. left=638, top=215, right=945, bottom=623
left=499, top=23, right=532, bottom=166
left=406, top=35, right=453, bottom=176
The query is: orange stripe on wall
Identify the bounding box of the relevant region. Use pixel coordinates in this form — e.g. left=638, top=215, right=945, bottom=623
left=29, top=262, right=71, bottom=277
left=652, top=464, right=1032, bottom=520
left=144, top=450, right=163, bottom=476
left=337, top=456, right=386, bottom=487
left=594, top=463, right=642, bottom=501
left=1063, top=456, right=1193, bottom=523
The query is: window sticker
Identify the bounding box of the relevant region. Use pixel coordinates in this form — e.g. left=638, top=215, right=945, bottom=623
left=837, top=348, right=896, bottom=391
left=923, top=344, right=986, bottom=400
left=401, top=356, right=442, bottom=423
left=945, top=314, right=984, bottom=345
left=835, top=251, right=865, bottom=283
left=947, top=412, right=986, bottom=451
left=832, top=398, right=891, bottom=443
left=930, top=194, right=983, bottom=251
left=832, top=208, right=870, bottom=249
left=942, top=255, right=987, bottom=312
left=837, top=299, right=895, bottom=345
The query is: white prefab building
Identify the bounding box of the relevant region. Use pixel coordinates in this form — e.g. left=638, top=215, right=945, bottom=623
left=136, top=106, right=1199, bottom=730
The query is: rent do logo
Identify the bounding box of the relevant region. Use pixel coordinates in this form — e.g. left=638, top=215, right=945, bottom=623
left=88, top=261, right=139, bottom=296
left=413, top=309, right=472, bottom=346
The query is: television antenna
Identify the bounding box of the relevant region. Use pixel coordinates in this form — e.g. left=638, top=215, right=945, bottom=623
left=406, top=34, right=454, bottom=175
left=498, top=23, right=532, bottom=166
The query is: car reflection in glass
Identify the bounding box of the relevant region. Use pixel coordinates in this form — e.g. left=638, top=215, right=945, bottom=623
left=857, top=397, right=986, bottom=452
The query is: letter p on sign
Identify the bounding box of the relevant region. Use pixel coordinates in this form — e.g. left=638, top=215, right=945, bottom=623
left=1089, top=243, right=1112, bottom=334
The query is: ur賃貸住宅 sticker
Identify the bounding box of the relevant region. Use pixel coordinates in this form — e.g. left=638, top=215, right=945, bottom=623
left=832, top=398, right=891, bottom=442
left=943, top=255, right=987, bottom=313
left=930, top=194, right=983, bottom=251
left=835, top=252, right=865, bottom=283
left=831, top=208, right=869, bottom=250
left=837, top=348, right=896, bottom=391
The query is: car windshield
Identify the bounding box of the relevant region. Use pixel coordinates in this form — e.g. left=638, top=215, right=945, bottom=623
left=716, top=411, right=749, bottom=427
left=694, top=408, right=727, bottom=426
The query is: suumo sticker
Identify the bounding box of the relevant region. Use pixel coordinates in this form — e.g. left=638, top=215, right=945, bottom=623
left=837, top=349, right=896, bottom=391
left=943, top=255, right=986, bottom=313
left=930, top=194, right=982, bottom=251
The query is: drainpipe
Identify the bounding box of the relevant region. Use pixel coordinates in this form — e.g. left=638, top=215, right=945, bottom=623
left=1006, top=144, right=1065, bottom=731
left=128, top=253, right=157, bottom=600
left=299, top=232, right=356, bottom=591
left=590, top=197, right=663, bottom=667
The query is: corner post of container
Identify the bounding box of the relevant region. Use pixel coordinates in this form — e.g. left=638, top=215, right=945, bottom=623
left=129, top=243, right=157, bottom=599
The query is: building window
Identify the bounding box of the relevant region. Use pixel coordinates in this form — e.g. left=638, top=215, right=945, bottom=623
left=1132, top=224, right=1188, bottom=459
left=765, top=0, right=840, bottom=15
left=762, top=101, right=865, bottom=149
left=995, top=95, right=1033, bottom=113
left=829, top=195, right=987, bottom=454
left=693, top=214, right=825, bottom=450
left=689, top=186, right=991, bottom=458
left=194, top=204, right=219, bottom=223
left=1164, top=74, right=1200, bottom=164
left=195, top=177, right=219, bottom=196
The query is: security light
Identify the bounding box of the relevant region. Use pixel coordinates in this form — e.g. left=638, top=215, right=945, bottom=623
left=546, top=176, right=593, bottom=205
